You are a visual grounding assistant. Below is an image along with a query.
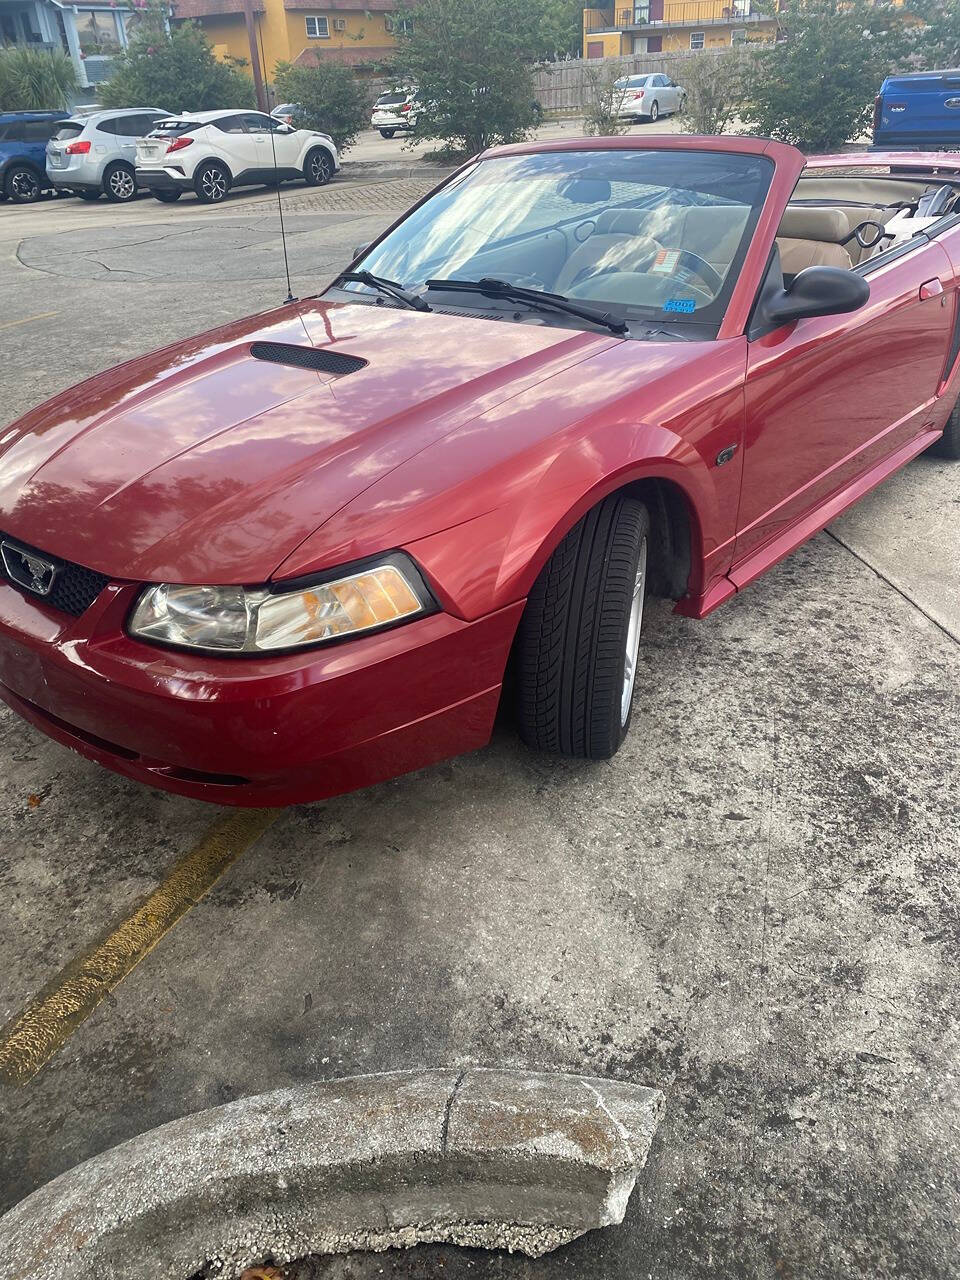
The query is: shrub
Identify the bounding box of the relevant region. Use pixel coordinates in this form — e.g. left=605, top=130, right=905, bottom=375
left=272, top=62, right=368, bottom=152
left=100, top=22, right=255, bottom=113
left=678, top=48, right=750, bottom=135
left=739, top=0, right=898, bottom=153
left=581, top=63, right=629, bottom=136
left=392, top=0, right=539, bottom=154
left=0, top=46, right=77, bottom=111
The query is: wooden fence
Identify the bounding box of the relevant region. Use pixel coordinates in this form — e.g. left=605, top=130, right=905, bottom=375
left=534, top=49, right=727, bottom=113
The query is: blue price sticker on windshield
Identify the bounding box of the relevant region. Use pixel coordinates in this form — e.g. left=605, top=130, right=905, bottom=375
left=664, top=298, right=696, bottom=314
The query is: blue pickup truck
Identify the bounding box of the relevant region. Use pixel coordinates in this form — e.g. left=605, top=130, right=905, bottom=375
left=873, top=70, right=960, bottom=150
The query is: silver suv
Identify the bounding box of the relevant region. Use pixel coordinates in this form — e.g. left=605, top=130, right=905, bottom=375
left=46, top=108, right=169, bottom=203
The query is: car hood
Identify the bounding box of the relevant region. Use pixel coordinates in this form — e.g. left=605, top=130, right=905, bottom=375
left=0, top=300, right=615, bottom=584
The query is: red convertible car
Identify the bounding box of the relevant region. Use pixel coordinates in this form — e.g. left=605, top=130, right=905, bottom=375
left=1, top=136, right=958, bottom=806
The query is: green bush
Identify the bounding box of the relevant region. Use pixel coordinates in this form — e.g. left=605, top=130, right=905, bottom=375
left=0, top=46, right=78, bottom=111
left=581, top=63, right=629, bottom=136
left=100, top=22, right=255, bottom=113
left=678, top=48, right=751, bottom=135
left=392, top=0, right=539, bottom=154
left=740, top=0, right=897, bottom=153
left=272, top=62, right=368, bottom=152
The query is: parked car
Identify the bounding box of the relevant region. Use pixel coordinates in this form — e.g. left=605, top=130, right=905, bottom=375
left=371, top=89, right=418, bottom=138
left=614, top=73, right=684, bottom=123
left=0, top=138, right=958, bottom=806
left=134, top=109, right=339, bottom=203
left=271, top=103, right=303, bottom=127
left=46, top=108, right=170, bottom=203
left=0, top=110, right=68, bottom=203
left=873, top=69, right=960, bottom=151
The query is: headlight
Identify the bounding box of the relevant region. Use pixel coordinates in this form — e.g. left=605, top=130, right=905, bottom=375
left=128, top=554, right=435, bottom=654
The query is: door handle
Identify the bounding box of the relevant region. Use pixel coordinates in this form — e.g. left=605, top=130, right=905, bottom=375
left=920, top=278, right=944, bottom=300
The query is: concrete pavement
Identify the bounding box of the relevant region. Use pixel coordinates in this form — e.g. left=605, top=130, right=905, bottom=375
left=0, top=175, right=958, bottom=1279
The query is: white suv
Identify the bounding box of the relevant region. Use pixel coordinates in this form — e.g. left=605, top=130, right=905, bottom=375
left=371, top=90, right=418, bottom=138
left=135, top=109, right=340, bottom=204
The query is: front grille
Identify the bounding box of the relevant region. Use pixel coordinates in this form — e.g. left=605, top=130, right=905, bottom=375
left=0, top=531, right=109, bottom=618
left=250, top=342, right=367, bottom=376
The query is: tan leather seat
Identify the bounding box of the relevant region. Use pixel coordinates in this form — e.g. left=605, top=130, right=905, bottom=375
left=672, top=204, right=749, bottom=273
left=776, top=206, right=853, bottom=276
left=554, top=208, right=665, bottom=293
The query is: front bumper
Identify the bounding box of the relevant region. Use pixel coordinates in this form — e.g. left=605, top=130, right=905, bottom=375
left=135, top=167, right=191, bottom=192
left=0, top=576, right=523, bottom=806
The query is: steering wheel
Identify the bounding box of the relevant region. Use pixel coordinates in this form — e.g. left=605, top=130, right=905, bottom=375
left=672, top=250, right=724, bottom=296
left=843, top=219, right=889, bottom=251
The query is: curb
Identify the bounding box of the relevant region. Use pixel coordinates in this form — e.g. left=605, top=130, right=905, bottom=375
left=0, top=1068, right=664, bottom=1279
left=339, top=161, right=457, bottom=183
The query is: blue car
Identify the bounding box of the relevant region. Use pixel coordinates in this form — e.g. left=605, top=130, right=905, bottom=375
left=873, top=69, right=960, bottom=151
left=0, top=110, right=70, bottom=203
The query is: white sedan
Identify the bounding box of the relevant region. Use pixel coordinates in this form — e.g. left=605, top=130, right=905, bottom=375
left=614, top=73, right=685, bottom=124
left=135, top=109, right=339, bottom=203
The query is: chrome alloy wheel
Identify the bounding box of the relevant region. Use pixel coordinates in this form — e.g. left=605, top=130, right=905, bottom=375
left=10, top=169, right=39, bottom=201
left=310, top=151, right=333, bottom=184
left=620, top=536, right=647, bottom=726
left=199, top=166, right=227, bottom=201
left=109, top=167, right=135, bottom=200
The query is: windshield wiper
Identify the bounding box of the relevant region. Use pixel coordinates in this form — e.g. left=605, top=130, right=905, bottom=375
left=424, top=276, right=628, bottom=336
left=337, top=270, right=431, bottom=313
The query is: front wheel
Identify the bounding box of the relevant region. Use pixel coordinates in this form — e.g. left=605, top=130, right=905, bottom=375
left=928, top=398, right=960, bottom=459
left=194, top=160, right=230, bottom=203
left=103, top=162, right=137, bottom=202
left=4, top=164, right=42, bottom=203
left=379, top=128, right=396, bottom=139
left=515, top=493, right=650, bottom=759
left=304, top=147, right=334, bottom=186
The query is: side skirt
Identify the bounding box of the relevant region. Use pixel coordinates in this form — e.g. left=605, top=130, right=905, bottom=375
left=675, top=428, right=942, bottom=620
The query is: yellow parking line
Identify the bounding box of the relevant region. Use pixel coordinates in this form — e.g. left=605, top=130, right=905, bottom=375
left=0, top=806, right=280, bottom=1086
left=0, top=311, right=59, bottom=333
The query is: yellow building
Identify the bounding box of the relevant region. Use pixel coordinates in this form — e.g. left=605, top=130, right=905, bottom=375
left=173, top=0, right=407, bottom=84
left=583, top=0, right=779, bottom=58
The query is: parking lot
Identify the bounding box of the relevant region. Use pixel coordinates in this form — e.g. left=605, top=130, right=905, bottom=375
left=1, top=163, right=959, bottom=1279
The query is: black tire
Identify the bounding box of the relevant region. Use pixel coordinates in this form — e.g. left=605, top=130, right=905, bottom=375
left=4, top=164, right=42, bottom=203
left=103, top=161, right=137, bottom=202
left=77, top=189, right=101, bottom=202
left=194, top=160, right=230, bottom=203
left=515, top=493, right=651, bottom=760
left=152, top=189, right=182, bottom=203
left=649, top=100, right=660, bottom=123
left=379, top=128, right=396, bottom=138
left=928, top=398, right=960, bottom=459
left=304, top=146, right=334, bottom=186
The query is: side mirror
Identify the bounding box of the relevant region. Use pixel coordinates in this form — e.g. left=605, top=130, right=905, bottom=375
left=276, top=122, right=294, bottom=134
left=760, top=266, right=870, bottom=331
left=352, top=243, right=370, bottom=260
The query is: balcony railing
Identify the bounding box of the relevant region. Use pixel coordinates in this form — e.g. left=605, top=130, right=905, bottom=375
left=611, top=0, right=770, bottom=29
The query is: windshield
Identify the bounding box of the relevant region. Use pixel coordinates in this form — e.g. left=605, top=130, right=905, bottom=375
left=148, top=119, right=200, bottom=137
left=376, top=93, right=409, bottom=106
left=347, top=148, right=773, bottom=331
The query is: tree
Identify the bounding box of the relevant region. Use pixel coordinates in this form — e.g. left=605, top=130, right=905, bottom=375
left=900, top=0, right=960, bottom=69
left=533, top=0, right=588, bottom=61
left=678, top=47, right=750, bottom=135
left=740, top=0, right=898, bottom=153
left=272, top=62, right=368, bottom=152
left=101, top=22, right=255, bottom=113
left=0, top=46, right=77, bottom=111
left=392, top=0, right=539, bottom=154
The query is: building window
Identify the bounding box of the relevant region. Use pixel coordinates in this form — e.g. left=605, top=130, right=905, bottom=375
left=305, top=16, right=329, bottom=38
left=731, top=27, right=747, bottom=43
left=733, top=0, right=751, bottom=14
left=689, top=30, right=704, bottom=49
left=74, top=9, right=122, bottom=55
left=633, top=2, right=649, bottom=21
left=385, top=15, right=413, bottom=34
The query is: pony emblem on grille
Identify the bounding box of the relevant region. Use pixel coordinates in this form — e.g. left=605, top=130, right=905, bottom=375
left=1, top=541, right=58, bottom=597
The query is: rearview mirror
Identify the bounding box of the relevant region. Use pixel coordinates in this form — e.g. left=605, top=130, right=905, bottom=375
left=760, top=266, right=870, bottom=330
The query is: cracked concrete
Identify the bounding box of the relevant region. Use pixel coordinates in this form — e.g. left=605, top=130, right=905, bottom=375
left=1, top=184, right=958, bottom=1280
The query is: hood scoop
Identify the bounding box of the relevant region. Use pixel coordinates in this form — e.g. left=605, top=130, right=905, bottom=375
left=250, top=342, right=367, bottom=376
